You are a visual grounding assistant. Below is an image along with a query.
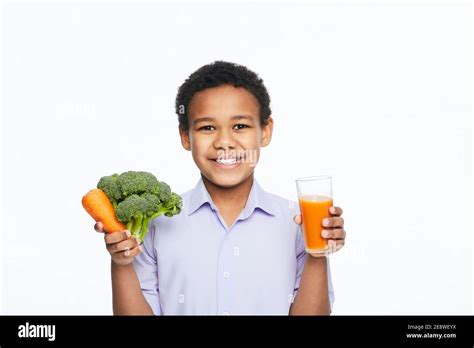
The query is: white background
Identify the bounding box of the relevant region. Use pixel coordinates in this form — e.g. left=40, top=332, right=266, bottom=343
left=1, top=0, right=472, bottom=314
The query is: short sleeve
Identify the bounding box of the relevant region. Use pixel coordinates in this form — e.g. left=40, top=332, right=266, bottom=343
left=293, top=227, right=306, bottom=296
left=133, top=222, right=162, bottom=315
left=293, top=224, right=336, bottom=313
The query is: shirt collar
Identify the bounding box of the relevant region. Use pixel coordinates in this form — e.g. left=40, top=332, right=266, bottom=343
left=187, top=177, right=275, bottom=217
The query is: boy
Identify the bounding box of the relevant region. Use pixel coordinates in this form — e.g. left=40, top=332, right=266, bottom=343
left=95, top=61, right=346, bottom=315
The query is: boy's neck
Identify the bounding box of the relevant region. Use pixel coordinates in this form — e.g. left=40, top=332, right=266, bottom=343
left=201, top=174, right=254, bottom=212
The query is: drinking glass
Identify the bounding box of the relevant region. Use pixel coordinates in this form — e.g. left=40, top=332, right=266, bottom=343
left=296, top=175, right=333, bottom=256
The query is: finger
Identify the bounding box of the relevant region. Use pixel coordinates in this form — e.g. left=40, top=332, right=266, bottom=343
left=321, top=228, right=346, bottom=239
left=118, top=245, right=142, bottom=260
left=326, top=239, right=345, bottom=254
left=107, top=237, right=140, bottom=254
left=104, top=230, right=131, bottom=245
left=94, top=221, right=104, bottom=233
left=293, top=214, right=302, bottom=225
left=329, top=206, right=343, bottom=216
left=322, top=216, right=344, bottom=228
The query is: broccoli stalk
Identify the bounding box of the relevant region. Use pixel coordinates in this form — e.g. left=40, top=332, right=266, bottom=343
left=137, top=209, right=166, bottom=242
left=122, top=205, right=179, bottom=242
left=126, top=213, right=144, bottom=236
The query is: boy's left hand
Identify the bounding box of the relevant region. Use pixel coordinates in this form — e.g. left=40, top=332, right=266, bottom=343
left=293, top=206, right=346, bottom=256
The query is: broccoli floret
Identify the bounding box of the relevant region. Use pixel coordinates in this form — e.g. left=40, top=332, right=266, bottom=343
left=141, top=192, right=162, bottom=217
left=115, top=194, right=148, bottom=236
left=163, top=192, right=183, bottom=217
left=97, top=171, right=182, bottom=242
left=97, top=174, right=122, bottom=207
left=117, top=171, right=151, bottom=196
left=149, top=181, right=171, bottom=203
left=140, top=171, right=161, bottom=194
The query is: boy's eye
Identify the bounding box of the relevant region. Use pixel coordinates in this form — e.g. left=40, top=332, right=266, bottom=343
left=233, top=124, right=250, bottom=130
left=198, top=125, right=215, bottom=131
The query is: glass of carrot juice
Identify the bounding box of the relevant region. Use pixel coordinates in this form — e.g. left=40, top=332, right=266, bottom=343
left=296, top=175, right=333, bottom=256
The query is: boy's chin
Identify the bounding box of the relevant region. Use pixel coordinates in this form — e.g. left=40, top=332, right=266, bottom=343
left=203, top=171, right=253, bottom=189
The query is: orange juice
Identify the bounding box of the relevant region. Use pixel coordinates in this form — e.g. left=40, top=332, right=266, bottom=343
left=299, top=195, right=333, bottom=253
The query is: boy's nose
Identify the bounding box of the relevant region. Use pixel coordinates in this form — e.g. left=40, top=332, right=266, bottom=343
left=213, top=130, right=236, bottom=150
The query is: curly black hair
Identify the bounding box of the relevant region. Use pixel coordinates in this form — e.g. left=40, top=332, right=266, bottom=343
left=175, top=61, right=272, bottom=131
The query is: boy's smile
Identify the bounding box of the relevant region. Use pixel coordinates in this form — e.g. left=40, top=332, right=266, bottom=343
left=179, top=84, right=273, bottom=188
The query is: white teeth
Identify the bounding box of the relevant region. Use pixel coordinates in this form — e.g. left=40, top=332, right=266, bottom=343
left=216, top=158, right=238, bottom=165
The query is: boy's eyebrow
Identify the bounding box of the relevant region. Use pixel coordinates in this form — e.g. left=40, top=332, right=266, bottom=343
left=193, top=115, right=255, bottom=125
left=231, top=115, right=255, bottom=122
left=193, top=117, right=215, bottom=125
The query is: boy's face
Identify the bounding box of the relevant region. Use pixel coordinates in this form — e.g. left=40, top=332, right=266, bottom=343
left=179, top=84, right=273, bottom=188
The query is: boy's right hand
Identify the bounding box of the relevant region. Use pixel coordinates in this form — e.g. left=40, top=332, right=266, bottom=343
left=94, top=221, right=143, bottom=266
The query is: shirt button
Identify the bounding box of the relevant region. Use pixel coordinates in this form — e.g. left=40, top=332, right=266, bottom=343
left=223, top=272, right=230, bottom=278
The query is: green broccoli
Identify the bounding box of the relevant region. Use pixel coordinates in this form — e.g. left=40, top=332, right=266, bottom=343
left=116, top=171, right=151, bottom=196
left=97, top=174, right=122, bottom=208
left=155, top=181, right=171, bottom=202
left=97, top=171, right=182, bottom=242
left=163, top=192, right=183, bottom=217
left=115, top=194, right=148, bottom=235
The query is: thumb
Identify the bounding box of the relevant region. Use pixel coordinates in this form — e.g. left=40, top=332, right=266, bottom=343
left=293, top=214, right=302, bottom=225
left=94, top=221, right=105, bottom=233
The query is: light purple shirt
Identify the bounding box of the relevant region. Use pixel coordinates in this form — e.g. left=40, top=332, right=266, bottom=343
left=133, top=178, right=335, bottom=315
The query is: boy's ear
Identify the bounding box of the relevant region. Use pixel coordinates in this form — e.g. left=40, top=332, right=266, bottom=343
left=261, top=116, right=274, bottom=147
left=179, top=126, right=191, bottom=151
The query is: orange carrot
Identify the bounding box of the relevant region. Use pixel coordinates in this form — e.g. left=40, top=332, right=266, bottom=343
left=82, top=189, right=126, bottom=233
